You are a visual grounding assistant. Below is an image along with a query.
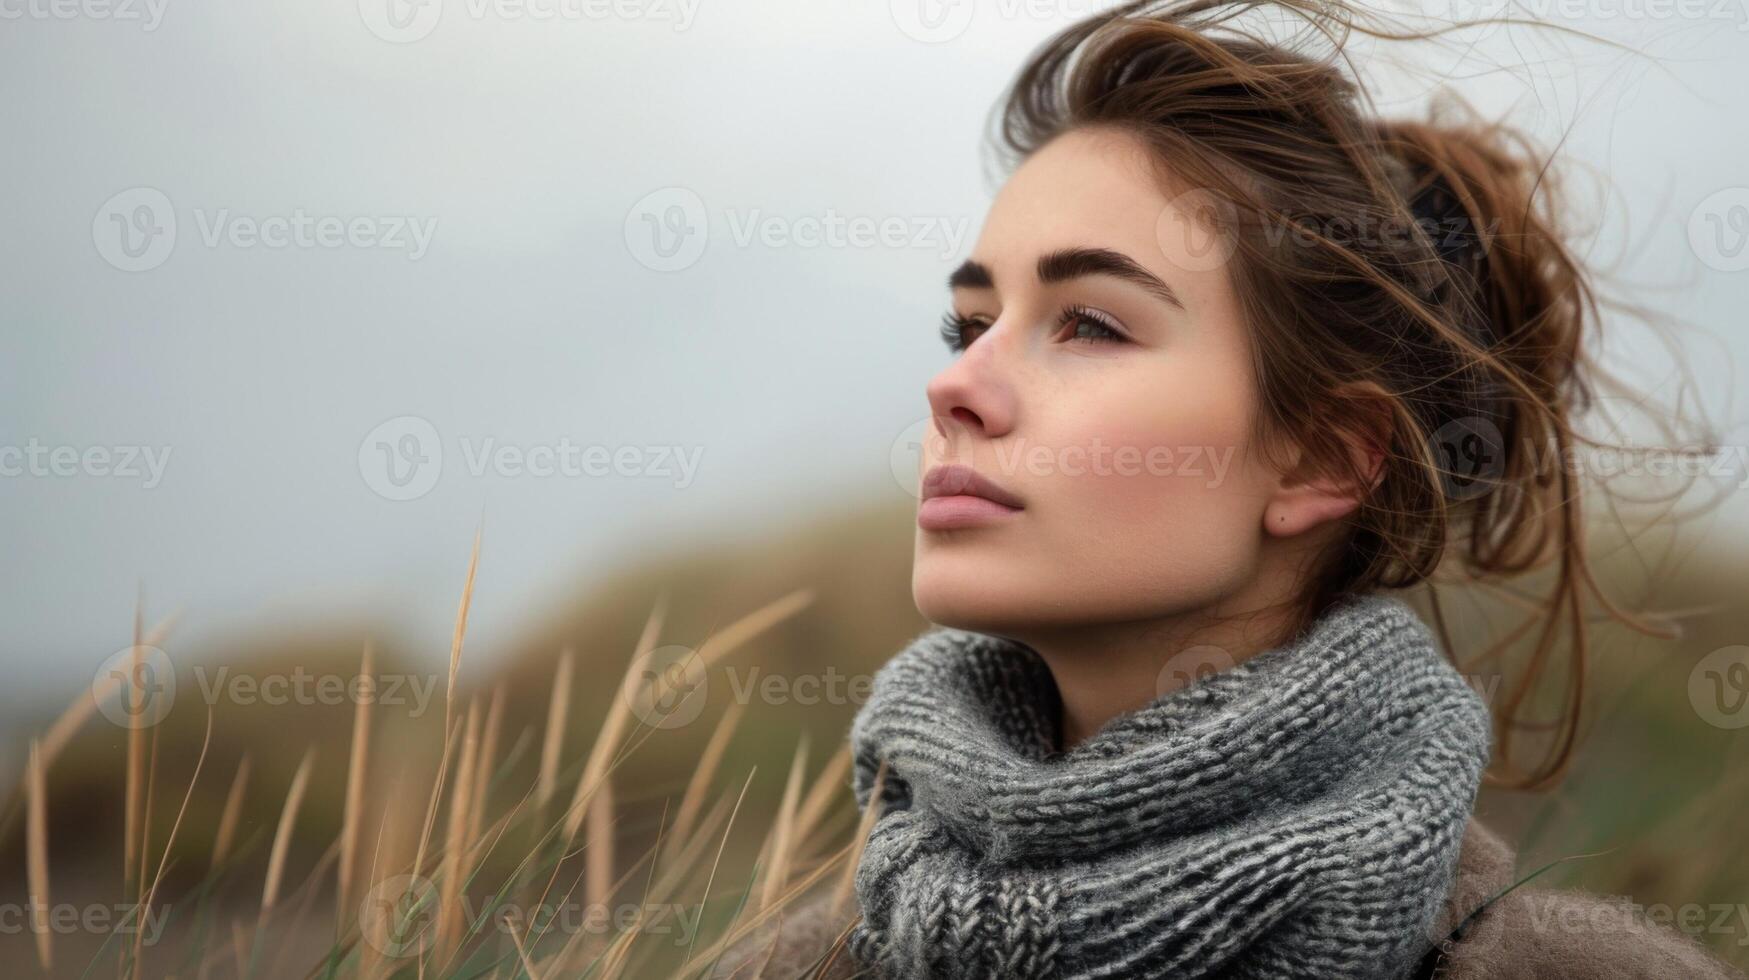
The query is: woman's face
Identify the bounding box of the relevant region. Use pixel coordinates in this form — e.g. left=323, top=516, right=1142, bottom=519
left=911, top=126, right=1292, bottom=635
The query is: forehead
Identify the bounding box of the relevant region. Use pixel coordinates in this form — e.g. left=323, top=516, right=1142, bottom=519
left=986, top=127, right=1170, bottom=238
left=973, top=127, right=1225, bottom=307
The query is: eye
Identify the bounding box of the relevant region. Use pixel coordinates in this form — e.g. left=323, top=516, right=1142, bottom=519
left=940, top=312, right=990, bottom=353
left=1056, top=304, right=1129, bottom=344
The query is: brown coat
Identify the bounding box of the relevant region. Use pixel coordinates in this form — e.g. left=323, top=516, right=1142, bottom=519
left=711, top=819, right=1744, bottom=979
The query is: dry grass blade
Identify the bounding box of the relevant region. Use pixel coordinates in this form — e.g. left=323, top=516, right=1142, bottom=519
left=211, top=755, right=251, bottom=871
left=338, top=644, right=374, bottom=922
left=357, top=771, right=408, bottom=980
left=445, top=526, right=483, bottom=739
left=667, top=698, right=745, bottom=857
left=647, top=791, right=736, bottom=903
left=260, top=748, right=316, bottom=920
left=694, top=588, right=816, bottom=674
left=759, top=737, right=809, bottom=911
left=564, top=587, right=815, bottom=844
left=832, top=759, right=886, bottom=919
left=562, top=593, right=669, bottom=842
left=26, top=738, right=50, bottom=970
left=648, top=774, right=770, bottom=978
left=437, top=698, right=482, bottom=964
left=808, top=917, right=863, bottom=980
left=686, top=766, right=758, bottom=969
left=536, top=648, right=574, bottom=814
left=409, top=716, right=461, bottom=906
left=792, top=743, right=851, bottom=861
left=508, top=924, right=544, bottom=980
left=134, top=720, right=161, bottom=939
left=133, top=709, right=214, bottom=980
left=585, top=773, right=615, bottom=910
left=470, top=682, right=506, bottom=850
left=230, top=920, right=247, bottom=977
left=678, top=837, right=859, bottom=976
left=124, top=600, right=145, bottom=892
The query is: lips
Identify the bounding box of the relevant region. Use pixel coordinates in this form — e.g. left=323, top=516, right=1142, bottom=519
left=918, top=463, right=1024, bottom=531
left=921, top=464, right=1025, bottom=507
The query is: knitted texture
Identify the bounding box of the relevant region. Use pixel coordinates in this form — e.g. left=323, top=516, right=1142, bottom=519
left=846, top=593, right=1492, bottom=979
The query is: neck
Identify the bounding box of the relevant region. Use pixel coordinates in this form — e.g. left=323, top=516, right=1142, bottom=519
left=1007, top=560, right=1316, bottom=751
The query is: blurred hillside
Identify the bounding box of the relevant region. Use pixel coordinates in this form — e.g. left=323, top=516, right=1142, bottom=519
left=1, top=492, right=1746, bottom=971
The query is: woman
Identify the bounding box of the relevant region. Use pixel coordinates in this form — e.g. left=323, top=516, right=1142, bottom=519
left=717, top=0, right=1741, bottom=976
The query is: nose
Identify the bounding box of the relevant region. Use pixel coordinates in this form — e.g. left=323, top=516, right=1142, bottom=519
left=924, top=329, right=1016, bottom=444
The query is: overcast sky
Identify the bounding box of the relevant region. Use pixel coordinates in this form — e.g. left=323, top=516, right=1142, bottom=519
left=3, top=0, right=1746, bottom=718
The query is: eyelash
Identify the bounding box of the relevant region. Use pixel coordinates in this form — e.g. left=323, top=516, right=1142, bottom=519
left=939, top=304, right=1128, bottom=353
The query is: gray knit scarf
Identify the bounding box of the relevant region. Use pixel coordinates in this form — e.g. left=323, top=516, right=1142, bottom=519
left=846, top=593, right=1492, bottom=979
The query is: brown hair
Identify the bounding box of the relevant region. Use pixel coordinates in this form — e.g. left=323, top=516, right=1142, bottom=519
left=994, top=0, right=1722, bottom=789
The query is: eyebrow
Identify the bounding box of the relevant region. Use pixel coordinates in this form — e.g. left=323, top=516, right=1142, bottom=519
left=947, top=247, right=1185, bottom=310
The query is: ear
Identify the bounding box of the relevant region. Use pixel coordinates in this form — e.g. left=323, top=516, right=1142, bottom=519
left=1263, top=399, right=1390, bottom=539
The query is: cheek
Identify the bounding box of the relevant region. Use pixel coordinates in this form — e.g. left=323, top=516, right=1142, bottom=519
left=1022, top=366, right=1272, bottom=604
left=1041, top=367, right=1262, bottom=521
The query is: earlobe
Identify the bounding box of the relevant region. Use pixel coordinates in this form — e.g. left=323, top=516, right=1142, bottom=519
left=1264, top=483, right=1364, bottom=538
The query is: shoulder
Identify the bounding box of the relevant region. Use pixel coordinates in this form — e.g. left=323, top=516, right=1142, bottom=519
left=707, top=885, right=861, bottom=980
left=1429, top=819, right=1745, bottom=980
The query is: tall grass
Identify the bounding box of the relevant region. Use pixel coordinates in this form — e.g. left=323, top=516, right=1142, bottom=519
left=6, top=538, right=866, bottom=979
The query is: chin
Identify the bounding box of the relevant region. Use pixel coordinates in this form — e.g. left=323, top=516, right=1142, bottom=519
left=911, top=550, right=1033, bottom=634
